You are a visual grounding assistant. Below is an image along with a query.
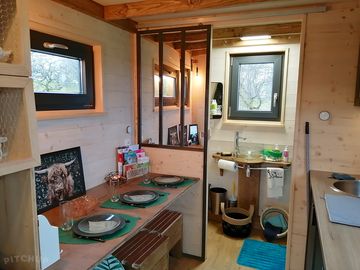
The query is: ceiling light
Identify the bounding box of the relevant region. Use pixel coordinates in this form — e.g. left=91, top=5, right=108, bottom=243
left=240, top=35, right=271, bottom=41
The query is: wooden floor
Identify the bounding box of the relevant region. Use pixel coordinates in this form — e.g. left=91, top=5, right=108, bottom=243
left=169, top=221, right=287, bottom=270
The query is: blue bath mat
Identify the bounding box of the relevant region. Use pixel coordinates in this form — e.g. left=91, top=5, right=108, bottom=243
left=237, top=239, right=286, bottom=270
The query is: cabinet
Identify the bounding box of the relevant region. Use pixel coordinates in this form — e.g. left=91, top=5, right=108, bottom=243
left=0, top=0, right=40, bottom=269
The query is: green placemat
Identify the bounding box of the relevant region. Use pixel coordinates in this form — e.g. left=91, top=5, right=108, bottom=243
left=138, top=178, right=196, bottom=188
left=59, top=213, right=140, bottom=245
left=100, top=191, right=170, bottom=210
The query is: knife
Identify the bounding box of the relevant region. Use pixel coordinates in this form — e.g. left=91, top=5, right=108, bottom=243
left=73, top=233, right=105, bottom=243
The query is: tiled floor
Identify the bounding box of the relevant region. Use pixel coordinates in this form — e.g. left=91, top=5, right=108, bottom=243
left=169, top=220, right=287, bottom=270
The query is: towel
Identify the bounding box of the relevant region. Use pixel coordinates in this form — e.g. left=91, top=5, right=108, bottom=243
left=267, top=167, right=284, bottom=198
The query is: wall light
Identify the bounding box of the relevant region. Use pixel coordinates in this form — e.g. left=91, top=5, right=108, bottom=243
left=240, top=35, right=271, bottom=41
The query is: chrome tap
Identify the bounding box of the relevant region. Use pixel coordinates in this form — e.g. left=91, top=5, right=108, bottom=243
left=234, top=131, right=246, bottom=157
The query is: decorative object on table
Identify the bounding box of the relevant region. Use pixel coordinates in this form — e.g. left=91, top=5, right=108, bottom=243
left=178, top=124, right=188, bottom=145
left=260, top=207, right=288, bottom=241
left=120, top=190, right=159, bottom=205
left=93, top=255, right=125, bottom=270
left=237, top=239, right=286, bottom=270
left=59, top=213, right=140, bottom=244
left=101, top=191, right=169, bottom=210
left=221, top=202, right=254, bottom=238
left=71, top=195, right=99, bottom=219
left=116, top=145, right=149, bottom=179
left=108, top=178, right=120, bottom=203
left=188, top=124, right=199, bottom=145
left=73, top=213, right=126, bottom=238
left=38, top=215, right=60, bottom=270
left=0, top=136, right=8, bottom=160
left=59, top=200, right=74, bottom=231
left=34, top=147, right=86, bottom=214
left=167, top=125, right=179, bottom=145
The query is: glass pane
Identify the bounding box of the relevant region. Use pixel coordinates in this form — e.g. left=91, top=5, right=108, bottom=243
left=237, top=63, right=274, bottom=112
left=31, top=51, right=82, bottom=94
left=154, top=75, right=176, bottom=97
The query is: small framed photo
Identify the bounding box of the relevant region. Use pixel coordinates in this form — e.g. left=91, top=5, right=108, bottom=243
left=178, top=124, right=188, bottom=146
left=168, top=125, right=179, bottom=145
left=189, top=124, right=199, bottom=145
left=34, top=146, right=86, bottom=214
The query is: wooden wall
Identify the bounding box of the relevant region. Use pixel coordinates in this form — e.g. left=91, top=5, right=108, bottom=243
left=287, top=3, right=360, bottom=269
left=29, top=0, right=134, bottom=189
left=143, top=147, right=204, bottom=257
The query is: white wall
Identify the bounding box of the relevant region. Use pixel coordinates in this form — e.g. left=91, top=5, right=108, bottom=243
left=208, top=43, right=300, bottom=213
left=29, top=0, right=134, bottom=189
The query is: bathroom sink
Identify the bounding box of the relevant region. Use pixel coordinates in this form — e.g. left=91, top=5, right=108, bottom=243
left=332, top=180, right=360, bottom=198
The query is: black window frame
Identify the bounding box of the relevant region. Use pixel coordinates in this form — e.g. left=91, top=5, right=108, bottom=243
left=30, top=30, right=95, bottom=111
left=228, top=52, right=284, bottom=121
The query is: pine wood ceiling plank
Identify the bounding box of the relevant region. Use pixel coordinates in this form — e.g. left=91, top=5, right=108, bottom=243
left=50, top=0, right=137, bottom=32
left=104, top=0, right=286, bottom=20
left=151, top=32, right=207, bottom=42
left=173, top=41, right=207, bottom=50
left=213, top=22, right=301, bottom=39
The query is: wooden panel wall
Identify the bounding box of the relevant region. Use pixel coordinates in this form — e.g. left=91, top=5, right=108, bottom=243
left=29, top=0, right=134, bottom=189
left=288, top=3, right=360, bottom=269
left=143, top=147, right=204, bottom=257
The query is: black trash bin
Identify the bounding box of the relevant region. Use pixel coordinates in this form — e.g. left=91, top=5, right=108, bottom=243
left=209, top=187, right=227, bottom=215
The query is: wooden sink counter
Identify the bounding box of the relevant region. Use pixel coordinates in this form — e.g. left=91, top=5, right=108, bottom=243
left=212, top=153, right=291, bottom=166
left=310, top=170, right=360, bottom=270
left=43, top=173, right=198, bottom=270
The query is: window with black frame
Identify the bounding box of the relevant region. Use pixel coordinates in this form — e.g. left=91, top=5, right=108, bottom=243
left=228, top=52, right=284, bottom=121
left=30, top=30, right=95, bottom=111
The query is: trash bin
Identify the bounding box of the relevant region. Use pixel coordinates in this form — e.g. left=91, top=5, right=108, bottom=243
left=209, top=187, right=227, bottom=215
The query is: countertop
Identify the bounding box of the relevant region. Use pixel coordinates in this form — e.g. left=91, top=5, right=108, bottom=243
left=310, top=170, right=360, bottom=270
left=44, top=173, right=198, bottom=270
left=212, top=153, right=291, bottom=166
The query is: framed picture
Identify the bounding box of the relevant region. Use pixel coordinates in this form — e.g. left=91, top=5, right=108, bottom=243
left=34, top=146, right=86, bottom=214
left=354, top=45, right=360, bottom=106
left=189, top=124, right=199, bottom=145
left=167, top=125, right=179, bottom=145
left=178, top=124, right=188, bottom=146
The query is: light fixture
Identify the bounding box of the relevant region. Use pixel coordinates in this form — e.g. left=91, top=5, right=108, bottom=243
left=240, top=35, right=271, bottom=41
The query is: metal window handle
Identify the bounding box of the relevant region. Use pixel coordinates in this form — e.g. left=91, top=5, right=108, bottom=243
left=273, top=93, right=278, bottom=107
left=43, top=42, right=69, bottom=50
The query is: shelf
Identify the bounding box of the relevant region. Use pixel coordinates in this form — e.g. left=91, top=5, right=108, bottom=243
left=0, top=76, right=40, bottom=177
left=0, top=0, right=31, bottom=77
left=0, top=169, right=40, bottom=270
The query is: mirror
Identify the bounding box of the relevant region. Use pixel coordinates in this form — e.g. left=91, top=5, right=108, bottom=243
left=138, top=27, right=210, bottom=149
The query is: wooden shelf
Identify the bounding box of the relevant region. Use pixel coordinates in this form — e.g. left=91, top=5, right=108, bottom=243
left=0, top=76, right=40, bottom=177
left=0, top=0, right=31, bottom=77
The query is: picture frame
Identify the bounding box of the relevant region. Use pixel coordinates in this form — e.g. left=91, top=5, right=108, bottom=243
left=34, top=146, right=86, bottom=214
left=154, top=63, right=179, bottom=107
left=178, top=124, right=188, bottom=146
left=189, top=124, right=199, bottom=145
left=167, top=125, right=180, bottom=145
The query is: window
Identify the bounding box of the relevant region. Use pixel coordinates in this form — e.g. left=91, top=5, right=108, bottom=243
left=30, top=30, right=95, bottom=111
left=228, top=52, right=284, bottom=121
left=153, top=64, right=190, bottom=107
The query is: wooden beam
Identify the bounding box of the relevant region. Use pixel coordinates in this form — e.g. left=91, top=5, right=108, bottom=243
left=212, top=34, right=301, bottom=47
left=213, top=22, right=301, bottom=40
left=104, top=0, right=286, bottom=20
left=50, top=0, right=137, bottom=32
left=191, top=49, right=207, bottom=56
left=173, top=41, right=207, bottom=50
left=152, top=31, right=207, bottom=43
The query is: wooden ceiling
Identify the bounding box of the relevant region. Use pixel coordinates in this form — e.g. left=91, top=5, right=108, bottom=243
left=51, top=0, right=329, bottom=32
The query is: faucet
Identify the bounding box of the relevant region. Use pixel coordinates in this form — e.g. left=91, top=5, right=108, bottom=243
left=234, top=131, right=246, bottom=157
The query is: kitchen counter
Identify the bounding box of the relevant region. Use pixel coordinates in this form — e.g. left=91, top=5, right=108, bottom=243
left=310, top=170, right=360, bottom=270
left=44, top=173, right=198, bottom=270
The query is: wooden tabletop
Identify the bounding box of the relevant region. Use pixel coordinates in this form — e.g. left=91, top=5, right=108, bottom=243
left=212, top=153, right=291, bottom=166
left=310, top=170, right=360, bottom=270
left=44, top=173, right=198, bottom=270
